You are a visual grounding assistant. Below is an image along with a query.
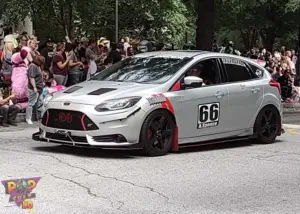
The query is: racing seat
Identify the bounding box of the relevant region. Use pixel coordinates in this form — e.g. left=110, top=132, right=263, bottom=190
left=200, top=60, right=218, bottom=84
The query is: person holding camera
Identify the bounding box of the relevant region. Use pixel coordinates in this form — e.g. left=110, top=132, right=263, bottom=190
left=0, top=90, right=20, bottom=127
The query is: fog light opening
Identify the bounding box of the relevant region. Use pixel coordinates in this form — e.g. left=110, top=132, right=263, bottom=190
left=113, top=135, right=127, bottom=143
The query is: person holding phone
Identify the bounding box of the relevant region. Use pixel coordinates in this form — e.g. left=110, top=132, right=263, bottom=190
left=65, top=42, right=83, bottom=86
left=52, top=42, right=71, bottom=86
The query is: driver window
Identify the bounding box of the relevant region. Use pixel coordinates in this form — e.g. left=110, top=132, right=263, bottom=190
left=170, top=58, right=222, bottom=91
left=187, top=58, right=221, bottom=86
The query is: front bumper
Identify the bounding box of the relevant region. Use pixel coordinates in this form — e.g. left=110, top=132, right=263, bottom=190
left=36, top=103, right=147, bottom=149
left=32, top=129, right=143, bottom=149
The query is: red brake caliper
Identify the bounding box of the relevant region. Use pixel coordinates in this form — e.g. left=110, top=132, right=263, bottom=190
left=148, top=128, right=152, bottom=139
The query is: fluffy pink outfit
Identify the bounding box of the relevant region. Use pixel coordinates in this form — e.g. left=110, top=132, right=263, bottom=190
left=11, top=48, right=30, bottom=109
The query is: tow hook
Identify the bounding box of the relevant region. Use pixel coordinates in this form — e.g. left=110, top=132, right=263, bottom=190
left=32, top=131, right=41, bottom=141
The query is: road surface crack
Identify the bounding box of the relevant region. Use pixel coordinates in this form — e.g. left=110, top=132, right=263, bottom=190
left=0, top=147, right=171, bottom=205
left=50, top=173, right=124, bottom=210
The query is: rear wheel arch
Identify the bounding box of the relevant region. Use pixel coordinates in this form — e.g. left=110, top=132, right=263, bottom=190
left=255, top=104, right=281, bottom=130
left=254, top=104, right=281, bottom=143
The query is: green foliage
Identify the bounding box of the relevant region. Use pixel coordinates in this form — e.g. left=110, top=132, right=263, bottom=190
left=216, top=0, right=300, bottom=50
left=1, top=0, right=299, bottom=50
left=0, top=0, right=194, bottom=46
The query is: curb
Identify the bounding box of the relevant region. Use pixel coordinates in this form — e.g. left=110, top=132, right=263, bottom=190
left=16, top=113, right=38, bottom=123
left=283, top=103, right=300, bottom=108
left=283, top=124, right=300, bottom=129
left=283, top=111, right=300, bottom=114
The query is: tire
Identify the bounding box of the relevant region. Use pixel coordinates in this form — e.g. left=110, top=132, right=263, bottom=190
left=140, top=110, right=175, bottom=156
left=254, top=105, right=280, bottom=144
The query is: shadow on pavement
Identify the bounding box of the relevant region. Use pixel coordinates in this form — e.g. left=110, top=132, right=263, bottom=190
left=32, top=139, right=284, bottom=158
left=33, top=145, right=145, bottom=159
left=178, top=139, right=284, bottom=154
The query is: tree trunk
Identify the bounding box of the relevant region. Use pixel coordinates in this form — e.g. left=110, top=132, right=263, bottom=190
left=260, top=28, right=276, bottom=52
left=67, top=4, right=73, bottom=40
left=195, top=0, right=215, bottom=51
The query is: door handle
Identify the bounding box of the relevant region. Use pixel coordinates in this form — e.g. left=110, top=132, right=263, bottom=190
left=251, top=87, right=260, bottom=93
left=215, top=91, right=224, bottom=98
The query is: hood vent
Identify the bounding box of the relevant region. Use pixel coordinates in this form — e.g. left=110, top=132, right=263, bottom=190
left=63, top=86, right=83, bottom=93
left=88, top=88, right=116, bottom=95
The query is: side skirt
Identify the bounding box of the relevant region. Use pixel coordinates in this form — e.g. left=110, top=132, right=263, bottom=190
left=178, top=136, right=254, bottom=149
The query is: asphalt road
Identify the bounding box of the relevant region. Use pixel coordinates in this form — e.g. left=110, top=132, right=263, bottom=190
left=0, top=121, right=300, bottom=214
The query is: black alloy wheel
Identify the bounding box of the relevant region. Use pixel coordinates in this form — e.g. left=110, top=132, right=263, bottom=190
left=141, top=110, right=175, bottom=156
left=255, top=106, right=280, bottom=144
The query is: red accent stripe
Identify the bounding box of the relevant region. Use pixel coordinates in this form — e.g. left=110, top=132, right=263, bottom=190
left=165, top=98, right=175, bottom=114
left=171, top=81, right=180, bottom=91
left=161, top=102, right=168, bottom=109
left=172, top=126, right=179, bottom=152
left=45, top=111, right=49, bottom=126
left=80, top=114, right=87, bottom=131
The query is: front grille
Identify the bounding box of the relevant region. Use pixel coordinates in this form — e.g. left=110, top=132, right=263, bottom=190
left=42, top=109, right=98, bottom=131
left=45, top=133, right=88, bottom=143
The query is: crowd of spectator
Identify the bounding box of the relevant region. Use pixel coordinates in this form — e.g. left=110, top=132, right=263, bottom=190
left=241, top=47, right=299, bottom=103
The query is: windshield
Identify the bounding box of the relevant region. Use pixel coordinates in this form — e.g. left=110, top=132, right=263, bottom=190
left=91, top=56, right=192, bottom=84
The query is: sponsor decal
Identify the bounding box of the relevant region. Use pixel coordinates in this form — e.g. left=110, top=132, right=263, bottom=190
left=147, top=94, right=167, bottom=105
left=147, top=94, right=175, bottom=114
left=197, top=102, right=220, bottom=129
left=1, top=177, right=41, bottom=211
left=221, top=58, right=245, bottom=66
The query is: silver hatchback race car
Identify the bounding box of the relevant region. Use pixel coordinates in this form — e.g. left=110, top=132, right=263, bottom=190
left=33, top=51, right=284, bottom=156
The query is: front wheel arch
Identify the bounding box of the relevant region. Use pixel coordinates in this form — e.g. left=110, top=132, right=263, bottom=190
left=139, top=108, right=177, bottom=156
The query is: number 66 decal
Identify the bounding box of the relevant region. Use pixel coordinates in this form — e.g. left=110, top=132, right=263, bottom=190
left=197, top=103, right=220, bottom=129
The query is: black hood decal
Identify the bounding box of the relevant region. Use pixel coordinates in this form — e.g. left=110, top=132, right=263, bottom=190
left=64, top=86, right=83, bottom=93
left=88, top=88, right=116, bottom=95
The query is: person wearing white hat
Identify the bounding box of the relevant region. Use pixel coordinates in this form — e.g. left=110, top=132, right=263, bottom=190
left=1, top=34, right=19, bottom=81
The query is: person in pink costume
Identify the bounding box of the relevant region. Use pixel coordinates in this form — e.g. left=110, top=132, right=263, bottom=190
left=11, top=47, right=30, bottom=110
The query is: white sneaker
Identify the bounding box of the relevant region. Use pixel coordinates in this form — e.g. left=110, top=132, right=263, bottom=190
left=26, top=119, right=33, bottom=125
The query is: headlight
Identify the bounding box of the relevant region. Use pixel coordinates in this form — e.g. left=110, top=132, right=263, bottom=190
left=95, top=97, right=141, bottom=112
left=44, top=95, right=53, bottom=107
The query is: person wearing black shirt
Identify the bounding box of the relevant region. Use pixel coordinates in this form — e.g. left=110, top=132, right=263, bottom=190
left=277, top=70, right=292, bottom=100
left=107, top=43, right=122, bottom=64
left=40, top=38, right=54, bottom=71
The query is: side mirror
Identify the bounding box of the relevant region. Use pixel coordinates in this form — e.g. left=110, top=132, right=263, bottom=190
left=183, top=76, right=203, bottom=88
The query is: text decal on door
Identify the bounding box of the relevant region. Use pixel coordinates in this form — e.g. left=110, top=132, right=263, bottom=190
left=197, top=102, right=220, bottom=129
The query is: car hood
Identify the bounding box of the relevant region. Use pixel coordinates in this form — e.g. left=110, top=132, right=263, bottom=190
left=51, top=81, right=162, bottom=105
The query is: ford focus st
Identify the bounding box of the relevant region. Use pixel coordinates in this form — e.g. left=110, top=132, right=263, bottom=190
left=33, top=51, right=284, bottom=156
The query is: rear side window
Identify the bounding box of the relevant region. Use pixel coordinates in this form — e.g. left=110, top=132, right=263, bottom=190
left=248, top=64, right=264, bottom=78
left=221, top=58, right=252, bottom=83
